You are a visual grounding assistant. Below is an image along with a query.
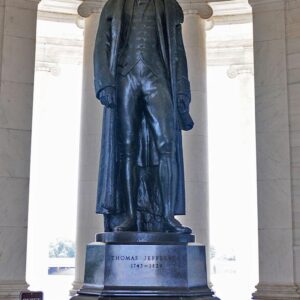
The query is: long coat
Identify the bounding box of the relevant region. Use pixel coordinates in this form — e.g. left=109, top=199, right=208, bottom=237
left=94, top=0, right=193, bottom=223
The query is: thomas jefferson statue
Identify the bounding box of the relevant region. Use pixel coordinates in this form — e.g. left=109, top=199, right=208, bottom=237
left=94, top=0, right=194, bottom=233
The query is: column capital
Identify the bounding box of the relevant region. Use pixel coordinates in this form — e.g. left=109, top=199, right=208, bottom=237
left=78, top=0, right=106, bottom=18
left=227, top=64, right=254, bottom=79
left=248, top=0, right=285, bottom=11
left=178, top=1, right=213, bottom=19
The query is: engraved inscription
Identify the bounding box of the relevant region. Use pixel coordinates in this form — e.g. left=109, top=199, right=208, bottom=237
left=131, top=263, right=163, bottom=269
left=111, top=255, right=138, bottom=261
left=109, top=254, right=184, bottom=271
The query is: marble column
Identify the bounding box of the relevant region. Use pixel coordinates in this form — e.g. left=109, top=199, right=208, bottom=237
left=249, top=0, right=300, bottom=298
left=227, top=66, right=259, bottom=298
left=177, top=0, right=213, bottom=277
left=287, top=0, right=300, bottom=292
left=71, top=0, right=105, bottom=294
left=0, top=0, right=40, bottom=299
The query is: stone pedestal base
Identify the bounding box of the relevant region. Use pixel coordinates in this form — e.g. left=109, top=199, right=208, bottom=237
left=0, top=281, right=29, bottom=300
left=71, top=233, right=219, bottom=299
left=72, top=297, right=218, bottom=300
left=252, top=284, right=300, bottom=299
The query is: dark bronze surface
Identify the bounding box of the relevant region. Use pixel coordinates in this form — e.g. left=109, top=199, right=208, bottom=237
left=94, top=0, right=194, bottom=233
left=96, top=232, right=195, bottom=244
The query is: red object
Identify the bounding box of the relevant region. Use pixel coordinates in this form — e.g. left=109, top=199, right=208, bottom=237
left=20, top=292, right=43, bottom=300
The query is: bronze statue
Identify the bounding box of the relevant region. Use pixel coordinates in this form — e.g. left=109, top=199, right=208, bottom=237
left=94, top=0, right=194, bottom=233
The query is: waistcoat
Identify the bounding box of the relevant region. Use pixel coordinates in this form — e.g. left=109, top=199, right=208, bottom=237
left=118, top=0, right=166, bottom=76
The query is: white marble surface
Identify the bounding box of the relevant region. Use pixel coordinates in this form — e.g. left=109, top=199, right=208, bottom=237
left=287, top=21, right=300, bottom=39
left=186, top=91, right=207, bottom=136
left=0, top=81, right=33, bottom=131
left=291, top=131, right=300, bottom=148
left=288, top=53, right=300, bottom=69
left=0, top=1, right=39, bottom=299
left=0, top=177, right=29, bottom=227
left=254, top=85, right=289, bottom=133
left=293, top=246, right=300, bottom=283
left=253, top=40, right=287, bottom=87
left=258, top=228, right=294, bottom=284
left=0, top=227, right=28, bottom=281
left=257, top=179, right=292, bottom=229
left=287, top=37, right=300, bottom=54
left=289, top=82, right=300, bottom=101
left=291, top=145, right=300, bottom=164
left=178, top=0, right=213, bottom=19
left=256, top=132, right=291, bottom=180
left=186, top=49, right=207, bottom=88
left=180, top=12, right=210, bottom=262
left=73, top=12, right=103, bottom=291
left=2, top=36, right=36, bottom=84
left=0, top=281, right=29, bottom=300
left=249, top=0, right=284, bottom=14
left=5, top=0, right=40, bottom=10
left=293, top=178, right=300, bottom=201
left=0, top=128, right=31, bottom=178
left=79, top=133, right=101, bottom=181
left=252, top=9, right=285, bottom=42
left=179, top=181, right=209, bottom=243
left=253, top=283, right=299, bottom=299
left=250, top=0, right=300, bottom=297
left=4, top=5, right=37, bottom=39
left=286, top=5, right=300, bottom=24
left=77, top=181, right=101, bottom=224
left=286, top=0, right=300, bottom=9
left=287, top=1, right=300, bottom=289
left=183, top=134, right=208, bottom=182
left=78, top=180, right=97, bottom=202
left=288, top=68, right=300, bottom=84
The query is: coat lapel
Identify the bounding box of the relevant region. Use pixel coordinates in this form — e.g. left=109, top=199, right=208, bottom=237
left=164, top=0, right=176, bottom=99
left=154, top=0, right=169, bottom=73
left=110, top=0, right=126, bottom=75
left=123, top=0, right=135, bottom=48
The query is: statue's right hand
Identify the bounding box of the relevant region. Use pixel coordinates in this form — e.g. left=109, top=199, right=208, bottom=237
left=98, top=86, right=116, bottom=108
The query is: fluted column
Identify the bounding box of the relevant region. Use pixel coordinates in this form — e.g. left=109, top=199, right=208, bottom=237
left=71, top=0, right=106, bottom=294
left=0, top=0, right=40, bottom=299
left=177, top=0, right=212, bottom=264
left=250, top=0, right=300, bottom=298
left=227, top=66, right=259, bottom=299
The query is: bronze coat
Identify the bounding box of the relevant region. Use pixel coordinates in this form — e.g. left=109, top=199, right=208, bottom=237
left=94, top=0, right=192, bottom=216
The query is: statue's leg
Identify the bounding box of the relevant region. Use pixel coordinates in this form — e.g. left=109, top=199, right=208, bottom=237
left=114, top=70, right=143, bottom=232
left=142, top=69, right=191, bottom=234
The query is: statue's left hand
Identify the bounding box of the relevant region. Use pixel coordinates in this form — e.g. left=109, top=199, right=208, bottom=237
left=177, top=94, right=190, bottom=113
left=177, top=94, right=194, bottom=131
left=98, top=86, right=116, bottom=108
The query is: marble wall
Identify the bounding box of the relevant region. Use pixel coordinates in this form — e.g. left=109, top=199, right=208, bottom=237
left=286, top=0, right=300, bottom=287
left=0, top=0, right=39, bottom=299
left=250, top=0, right=300, bottom=298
